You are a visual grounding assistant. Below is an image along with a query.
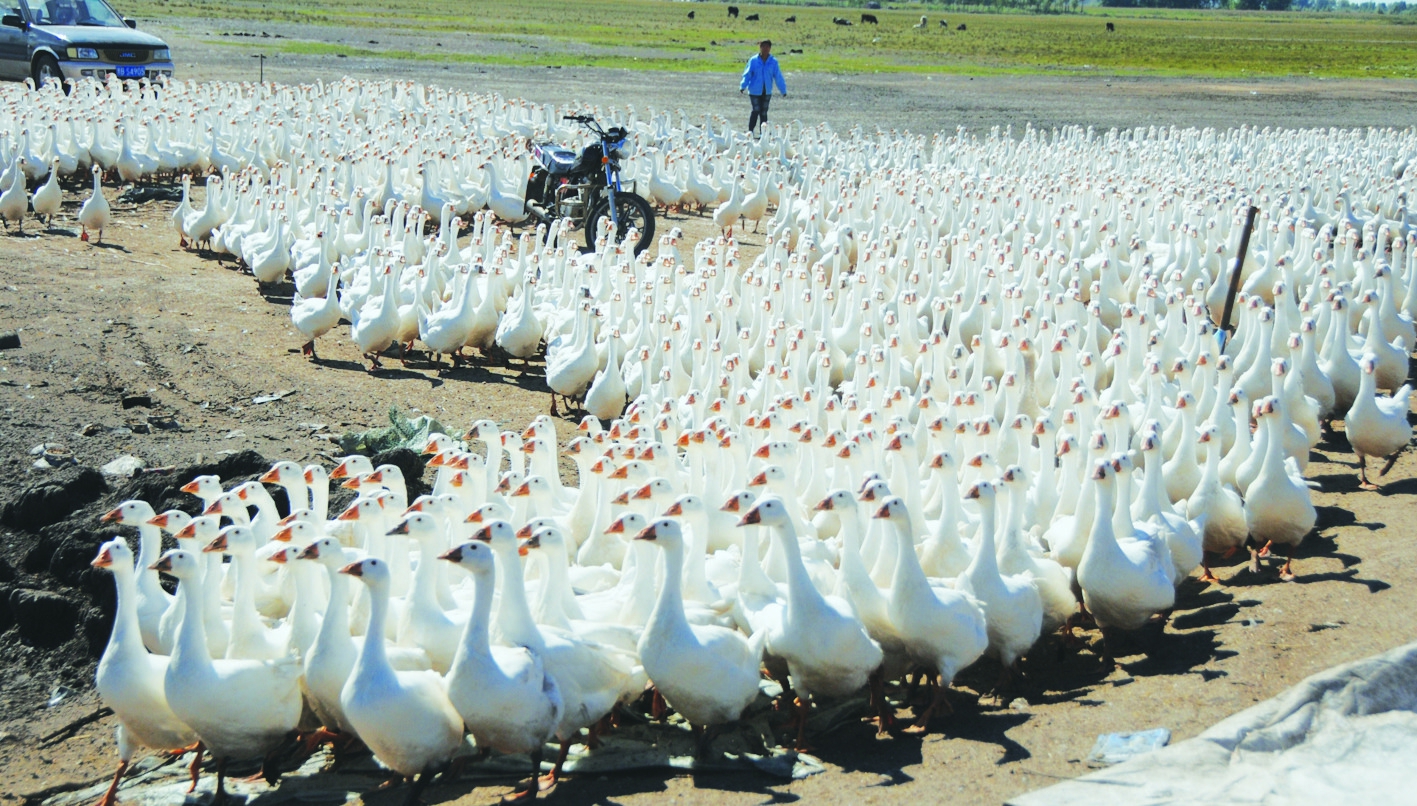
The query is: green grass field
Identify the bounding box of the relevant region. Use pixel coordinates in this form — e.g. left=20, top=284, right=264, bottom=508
left=126, top=0, right=1417, bottom=78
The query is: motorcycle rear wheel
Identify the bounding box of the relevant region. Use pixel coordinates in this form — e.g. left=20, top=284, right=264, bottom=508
left=584, top=192, right=655, bottom=255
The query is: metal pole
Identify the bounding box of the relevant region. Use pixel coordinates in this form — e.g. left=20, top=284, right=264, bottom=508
left=1218, top=204, right=1260, bottom=340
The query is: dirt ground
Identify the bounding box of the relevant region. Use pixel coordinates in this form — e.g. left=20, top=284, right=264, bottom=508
left=2, top=27, right=1417, bottom=806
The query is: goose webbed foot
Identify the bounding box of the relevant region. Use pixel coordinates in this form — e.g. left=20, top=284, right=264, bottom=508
left=902, top=674, right=946, bottom=734
left=502, top=747, right=544, bottom=802
left=1248, top=545, right=1262, bottom=574
left=650, top=687, right=669, bottom=722
left=300, top=341, right=316, bottom=359
left=95, top=759, right=128, bottom=806
left=1358, top=454, right=1380, bottom=490
left=185, top=742, right=205, bottom=792
left=789, top=696, right=814, bottom=752
left=400, top=767, right=436, bottom=806
left=1279, top=547, right=1296, bottom=582
left=1256, top=540, right=1274, bottom=559
left=537, top=740, right=571, bottom=792
left=1198, top=557, right=1221, bottom=584
left=366, top=352, right=384, bottom=372
left=867, top=669, right=896, bottom=736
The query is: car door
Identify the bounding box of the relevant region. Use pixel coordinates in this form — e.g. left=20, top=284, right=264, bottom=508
left=0, top=5, right=30, bottom=80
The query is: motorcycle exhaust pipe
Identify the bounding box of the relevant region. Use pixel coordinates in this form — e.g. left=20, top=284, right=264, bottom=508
left=524, top=201, right=553, bottom=225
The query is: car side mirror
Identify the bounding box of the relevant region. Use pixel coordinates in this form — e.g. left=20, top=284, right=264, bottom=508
left=1, top=14, right=25, bottom=28
left=124, top=18, right=136, bottom=28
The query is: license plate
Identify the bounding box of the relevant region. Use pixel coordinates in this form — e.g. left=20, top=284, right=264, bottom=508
left=115, top=65, right=145, bottom=79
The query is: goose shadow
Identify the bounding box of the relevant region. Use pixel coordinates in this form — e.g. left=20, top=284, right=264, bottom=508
left=936, top=707, right=1033, bottom=765
left=88, top=241, right=130, bottom=252
left=1377, top=477, right=1417, bottom=496
left=314, top=357, right=440, bottom=384
left=1121, top=628, right=1237, bottom=678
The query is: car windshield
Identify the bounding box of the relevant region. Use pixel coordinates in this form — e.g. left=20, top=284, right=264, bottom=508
left=21, top=0, right=126, bottom=27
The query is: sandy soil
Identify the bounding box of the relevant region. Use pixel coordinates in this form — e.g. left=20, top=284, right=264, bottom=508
left=2, top=29, right=1416, bottom=806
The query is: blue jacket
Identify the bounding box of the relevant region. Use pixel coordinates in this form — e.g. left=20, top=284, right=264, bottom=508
left=740, top=54, right=786, bottom=96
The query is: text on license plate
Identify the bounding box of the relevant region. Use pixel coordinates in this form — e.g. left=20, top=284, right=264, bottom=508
left=115, top=65, right=145, bottom=78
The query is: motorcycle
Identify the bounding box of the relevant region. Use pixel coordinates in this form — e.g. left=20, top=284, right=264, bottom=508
left=522, top=114, right=656, bottom=255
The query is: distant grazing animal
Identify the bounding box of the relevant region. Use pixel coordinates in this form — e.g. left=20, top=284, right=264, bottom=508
left=915, top=16, right=928, bottom=29
left=957, top=23, right=967, bottom=31
left=785, top=15, right=796, bottom=23
left=745, top=13, right=759, bottom=20
left=789, top=48, right=803, bottom=54
left=1106, top=22, right=1115, bottom=32
left=687, top=10, right=694, bottom=19
left=727, top=5, right=738, bottom=18
left=940, top=19, right=949, bottom=28
left=861, top=13, right=878, bottom=24
left=833, top=17, right=852, bottom=26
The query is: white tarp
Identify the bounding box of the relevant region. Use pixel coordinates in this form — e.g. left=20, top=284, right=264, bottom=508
left=1009, top=640, right=1417, bottom=806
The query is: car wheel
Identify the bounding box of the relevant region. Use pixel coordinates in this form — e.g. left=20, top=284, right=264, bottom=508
left=32, top=54, right=66, bottom=93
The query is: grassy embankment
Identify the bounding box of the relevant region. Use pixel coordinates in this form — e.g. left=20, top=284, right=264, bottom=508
left=125, top=0, right=1417, bottom=78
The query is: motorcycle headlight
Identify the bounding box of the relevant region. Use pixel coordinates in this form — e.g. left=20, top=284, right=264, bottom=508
left=153, top=48, right=171, bottom=61
left=70, top=47, right=100, bottom=60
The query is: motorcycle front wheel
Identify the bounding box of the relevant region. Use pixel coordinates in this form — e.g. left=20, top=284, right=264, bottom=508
left=584, top=192, right=655, bottom=255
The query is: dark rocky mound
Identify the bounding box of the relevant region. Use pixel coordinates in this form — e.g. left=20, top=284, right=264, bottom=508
left=0, top=448, right=429, bottom=669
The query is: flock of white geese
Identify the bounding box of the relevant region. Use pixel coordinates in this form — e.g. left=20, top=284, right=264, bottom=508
left=5, top=76, right=1413, bottom=804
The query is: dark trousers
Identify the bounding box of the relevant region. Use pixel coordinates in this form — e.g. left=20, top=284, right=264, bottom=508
left=748, top=94, right=771, bottom=132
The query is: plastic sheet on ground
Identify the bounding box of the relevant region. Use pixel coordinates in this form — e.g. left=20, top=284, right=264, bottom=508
left=1009, top=639, right=1417, bottom=806
left=336, top=406, right=448, bottom=455
left=43, top=681, right=841, bottom=806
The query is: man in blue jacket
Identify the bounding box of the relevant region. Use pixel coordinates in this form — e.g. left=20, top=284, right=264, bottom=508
left=740, top=40, right=786, bottom=135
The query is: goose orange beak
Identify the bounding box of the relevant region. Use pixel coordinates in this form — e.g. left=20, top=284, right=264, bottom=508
left=752, top=444, right=771, bottom=459
left=438, top=546, right=462, bottom=562
left=91, top=547, right=114, bottom=568
left=470, top=526, right=493, bottom=543
left=339, top=561, right=363, bottom=576
left=611, top=491, right=630, bottom=506
left=99, top=507, right=123, bottom=524
left=738, top=507, right=762, bottom=526
left=631, top=484, right=654, bottom=501
left=272, top=525, right=295, bottom=542
left=748, top=471, right=768, bottom=487
left=151, top=556, right=174, bottom=573
left=634, top=523, right=658, bottom=541
left=203, top=534, right=227, bottom=553
left=606, top=518, right=627, bottom=534
left=180, top=480, right=202, bottom=495
left=664, top=501, right=683, bottom=516
left=815, top=497, right=834, bottom=511
left=510, top=481, right=531, bottom=498
left=258, top=468, right=281, bottom=484
left=297, top=543, right=321, bottom=560
left=303, top=468, right=317, bottom=484
left=271, top=549, right=290, bottom=565
left=872, top=503, right=891, bottom=519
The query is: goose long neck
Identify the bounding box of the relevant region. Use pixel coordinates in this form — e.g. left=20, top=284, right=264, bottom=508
left=461, top=566, right=496, bottom=661
left=888, top=513, right=930, bottom=593
left=769, top=514, right=814, bottom=600
left=319, top=561, right=351, bottom=641
left=968, top=495, right=1000, bottom=578
left=494, top=545, right=543, bottom=651
left=648, top=541, right=691, bottom=636
left=135, top=524, right=167, bottom=598
left=1083, top=476, right=1124, bottom=566
left=355, top=580, right=391, bottom=675
left=107, top=564, right=146, bottom=661
left=171, top=569, right=212, bottom=671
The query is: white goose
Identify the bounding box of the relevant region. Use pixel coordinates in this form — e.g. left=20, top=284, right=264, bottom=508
left=153, top=550, right=301, bottom=804
left=340, top=557, right=465, bottom=805
left=634, top=518, right=764, bottom=743
left=290, top=266, right=342, bottom=360
left=959, top=481, right=1043, bottom=676
left=873, top=497, right=988, bottom=731
left=91, top=539, right=198, bottom=806
left=1245, top=397, right=1316, bottom=581
left=78, top=165, right=110, bottom=242
left=1345, top=353, right=1412, bottom=490
left=1075, top=462, right=1175, bottom=636
left=442, top=540, right=562, bottom=802
left=31, top=160, right=62, bottom=228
